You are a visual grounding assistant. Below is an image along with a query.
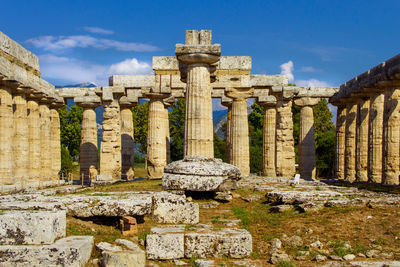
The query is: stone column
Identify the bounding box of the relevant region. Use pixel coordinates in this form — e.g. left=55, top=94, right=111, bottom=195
left=39, top=102, right=52, bottom=182
left=50, top=105, right=62, bottom=182
left=226, top=89, right=253, bottom=177
left=221, top=101, right=232, bottom=164
left=335, top=104, right=346, bottom=180
left=275, top=96, right=296, bottom=177
left=165, top=104, right=171, bottom=164
left=355, top=97, right=370, bottom=182
left=344, top=101, right=357, bottom=182
left=294, top=97, right=320, bottom=180
left=120, top=103, right=135, bottom=180
left=260, top=102, right=276, bottom=177
left=0, top=81, right=15, bottom=186
left=100, top=99, right=122, bottom=181
left=368, top=92, right=385, bottom=183
left=80, top=106, right=99, bottom=179
left=176, top=30, right=220, bottom=158
left=12, top=88, right=30, bottom=188
left=147, top=96, right=169, bottom=179
left=383, top=86, right=400, bottom=185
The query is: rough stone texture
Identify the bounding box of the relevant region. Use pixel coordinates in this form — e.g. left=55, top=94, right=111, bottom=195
left=80, top=106, right=99, bottom=180
left=99, top=239, right=146, bottom=267
left=152, top=192, right=199, bottom=224
left=120, top=106, right=135, bottom=180
left=269, top=249, right=291, bottom=265
left=146, top=226, right=185, bottom=260
left=162, top=157, right=241, bottom=192
left=344, top=102, right=357, bottom=182
left=335, top=105, right=346, bottom=180
left=226, top=88, right=253, bottom=177
left=0, top=85, right=13, bottom=186
left=39, top=104, right=52, bottom=181
left=262, top=104, right=276, bottom=176
left=383, top=87, right=400, bottom=185
left=275, top=97, right=296, bottom=177
left=195, top=259, right=216, bottom=267
left=368, top=93, right=384, bottom=183
left=50, top=107, right=61, bottom=181
left=0, top=236, right=93, bottom=267
left=0, top=210, right=66, bottom=245
left=356, top=98, right=370, bottom=182
left=100, top=99, right=121, bottom=181
left=147, top=98, right=168, bottom=179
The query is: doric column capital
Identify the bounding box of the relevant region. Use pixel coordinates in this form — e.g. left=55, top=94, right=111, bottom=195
left=294, top=97, right=320, bottom=107
left=75, top=95, right=102, bottom=109
left=225, top=87, right=254, bottom=101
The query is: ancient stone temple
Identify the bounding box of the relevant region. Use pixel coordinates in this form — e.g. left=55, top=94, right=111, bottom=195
left=330, top=54, right=400, bottom=185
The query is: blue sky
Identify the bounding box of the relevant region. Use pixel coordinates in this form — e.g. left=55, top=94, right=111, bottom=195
left=2, top=0, right=399, bottom=99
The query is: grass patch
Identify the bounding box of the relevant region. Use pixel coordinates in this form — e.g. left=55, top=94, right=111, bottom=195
left=278, top=261, right=295, bottom=267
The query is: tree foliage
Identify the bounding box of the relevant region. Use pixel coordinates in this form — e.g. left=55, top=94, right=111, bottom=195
left=132, top=101, right=149, bottom=155
left=60, top=144, right=73, bottom=175
left=169, top=99, right=185, bottom=161
left=58, top=105, right=83, bottom=159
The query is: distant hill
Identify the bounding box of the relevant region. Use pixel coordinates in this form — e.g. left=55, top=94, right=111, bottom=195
left=55, top=82, right=97, bottom=88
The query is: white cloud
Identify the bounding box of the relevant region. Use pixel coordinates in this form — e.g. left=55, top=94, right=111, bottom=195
left=299, top=66, right=320, bottom=73
left=83, top=26, right=114, bottom=35
left=26, top=35, right=160, bottom=52
left=280, top=60, right=294, bottom=82
left=39, top=54, right=153, bottom=86
left=296, top=78, right=331, bottom=87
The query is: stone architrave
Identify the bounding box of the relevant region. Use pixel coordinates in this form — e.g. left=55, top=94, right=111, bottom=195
left=335, top=104, right=346, bottom=180
left=344, top=101, right=357, bottom=182
left=50, top=105, right=62, bottom=181
left=368, top=92, right=384, bottom=183
left=100, top=99, right=122, bottom=181
left=12, top=89, right=30, bottom=187
left=226, top=88, right=253, bottom=177
left=275, top=96, right=296, bottom=177
left=40, top=103, right=52, bottom=182
left=355, top=97, right=370, bottom=182
left=294, top=97, right=320, bottom=180
left=120, top=103, right=135, bottom=180
left=383, top=86, right=400, bottom=185
left=0, top=81, right=14, bottom=186
left=221, top=101, right=232, bottom=164
left=147, top=95, right=169, bottom=179
left=260, top=102, right=276, bottom=177
left=176, top=30, right=221, bottom=158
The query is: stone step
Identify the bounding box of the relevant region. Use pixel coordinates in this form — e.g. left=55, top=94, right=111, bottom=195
left=0, top=236, right=93, bottom=267
left=0, top=210, right=66, bottom=245
left=146, top=225, right=252, bottom=260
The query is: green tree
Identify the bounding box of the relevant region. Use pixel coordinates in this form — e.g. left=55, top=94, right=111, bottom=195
left=58, top=105, right=83, bottom=159
left=169, top=99, right=185, bottom=161
left=60, top=144, right=73, bottom=174
left=248, top=102, right=264, bottom=173
left=132, top=101, right=149, bottom=155
left=214, top=132, right=226, bottom=162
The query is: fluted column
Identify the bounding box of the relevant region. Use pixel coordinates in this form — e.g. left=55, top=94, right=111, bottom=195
left=355, top=98, right=370, bottom=182
left=12, top=90, right=29, bottom=187
left=294, top=97, right=320, bottom=180
left=383, top=86, right=400, bottom=185
left=50, top=106, right=61, bottom=181
left=147, top=97, right=169, bottom=179
left=120, top=104, right=135, bottom=180
left=79, top=106, right=98, bottom=179
left=39, top=103, right=52, bottom=182
left=100, top=99, right=121, bottom=181
left=275, top=96, right=296, bottom=177
left=221, top=101, right=232, bottom=164
left=27, top=98, right=41, bottom=183
left=0, top=81, right=14, bottom=186
left=368, top=92, right=385, bottom=183
left=344, top=101, right=357, bottom=182
left=261, top=103, right=276, bottom=177
left=335, top=104, right=346, bottom=180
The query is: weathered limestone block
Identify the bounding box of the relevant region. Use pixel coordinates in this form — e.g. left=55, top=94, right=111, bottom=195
left=265, top=190, right=344, bottom=205
left=0, top=210, right=66, bottom=245
left=335, top=105, right=346, bottom=180
left=0, top=84, right=13, bottom=186
left=12, top=93, right=29, bottom=186
left=147, top=98, right=168, bottom=179
left=0, top=236, right=93, bottom=267
left=152, top=192, right=199, bottom=224
left=262, top=104, right=276, bottom=177
left=50, top=107, right=61, bottom=180
left=27, top=99, right=41, bottom=183
left=146, top=226, right=185, bottom=260
left=275, top=98, right=295, bottom=177
left=383, top=87, right=400, bottom=185
left=80, top=106, right=99, bottom=179
left=344, top=102, right=357, bottom=182
left=100, top=239, right=146, bottom=267
left=100, top=99, right=121, bottom=181
left=39, top=104, right=52, bottom=181
left=162, top=157, right=241, bottom=192
left=120, top=106, right=135, bottom=180
left=368, top=93, right=384, bottom=183
left=356, top=98, right=370, bottom=182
